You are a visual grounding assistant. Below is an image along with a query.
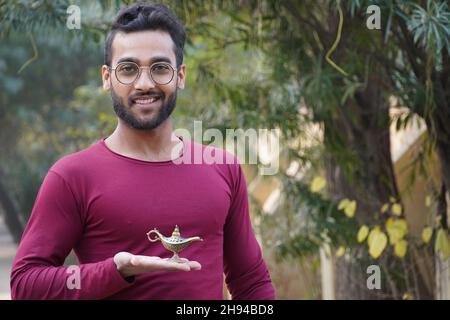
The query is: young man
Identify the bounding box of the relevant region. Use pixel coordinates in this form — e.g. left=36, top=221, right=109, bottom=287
left=10, top=3, right=275, bottom=300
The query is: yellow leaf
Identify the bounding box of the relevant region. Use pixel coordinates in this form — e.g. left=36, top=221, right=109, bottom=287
left=310, top=176, right=326, bottom=193
left=381, top=203, right=389, bottom=214
left=386, top=219, right=408, bottom=245
left=336, top=246, right=346, bottom=257
left=435, top=228, right=450, bottom=259
left=368, top=226, right=381, bottom=247
left=344, top=200, right=357, bottom=218
left=392, top=203, right=402, bottom=216
left=385, top=217, right=394, bottom=229
left=369, top=231, right=388, bottom=259
left=338, top=198, right=350, bottom=211
left=394, top=239, right=408, bottom=258
left=425, top=195, right=431, bottom=207
left=389, top=196, right=396, bottom=203
left=357, top=225, right=369, bottom=243
left=395, top=219, right=408, bottom=233
left=337, top=199, right=356, bottom=218
left=422, top=227, right=433, bottom=244
left=402, top=293, right=413, bottom=300
left=387, top=226, right=403, bottom=245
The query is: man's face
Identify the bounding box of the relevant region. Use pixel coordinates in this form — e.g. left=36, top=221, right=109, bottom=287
left=102, top=30, right=186, bottom=130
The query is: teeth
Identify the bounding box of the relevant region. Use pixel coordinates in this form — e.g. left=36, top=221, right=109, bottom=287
left=135, top=97, right=159, bottom=104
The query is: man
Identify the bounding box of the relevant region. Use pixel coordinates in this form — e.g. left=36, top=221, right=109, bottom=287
left=10, top=3, right=275, bottom=300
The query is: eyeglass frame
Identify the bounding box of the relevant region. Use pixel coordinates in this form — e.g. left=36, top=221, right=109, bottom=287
left=108, top=61, right=178, bottom=86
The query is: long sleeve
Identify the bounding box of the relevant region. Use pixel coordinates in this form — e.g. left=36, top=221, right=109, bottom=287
left=223, top=163, right=276, bottom=300
left=10, top=170, right=133, bottom=300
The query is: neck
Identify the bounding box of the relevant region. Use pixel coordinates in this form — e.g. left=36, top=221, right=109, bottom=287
left=105, top=118, right=182, bottom=162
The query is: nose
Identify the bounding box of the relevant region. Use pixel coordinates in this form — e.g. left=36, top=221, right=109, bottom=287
left=134, top=68, right=156, bottom=90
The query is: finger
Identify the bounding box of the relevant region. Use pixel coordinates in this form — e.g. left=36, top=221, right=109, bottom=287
left=130, top=256, right=164, bottom=269
left=187, top=261, right=202, bottom=270
left=162, top=258, right=202, bottom=271
left=161, top=258, right=201, bottom=271
left=160, top=260, right=192, bottom=272
left=115, top=251, right=134, bottom=264
left=130, top=255, right=159, bottom=266
left=133, top=256, right=191, bottom=272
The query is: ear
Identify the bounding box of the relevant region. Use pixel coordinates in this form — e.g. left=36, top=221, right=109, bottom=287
left=176, top=64, right=186, bottom=90
left=102, top=65, right=111, bottom=91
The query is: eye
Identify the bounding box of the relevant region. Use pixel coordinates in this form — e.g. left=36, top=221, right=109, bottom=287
left=118, top=64, right=138, bottom=74
left=152, top=63, right=171, bottom=74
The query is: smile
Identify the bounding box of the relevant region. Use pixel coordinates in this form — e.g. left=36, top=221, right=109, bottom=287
left=133, top=96, right=161, bottom=104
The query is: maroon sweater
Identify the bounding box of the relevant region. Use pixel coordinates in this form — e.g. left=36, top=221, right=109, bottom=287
left=10, top=138, right=275, bottom=300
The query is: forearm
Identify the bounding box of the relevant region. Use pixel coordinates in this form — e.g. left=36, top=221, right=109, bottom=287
left=11, top=257, right=133, bottom=300
left=226, top=259, right=275, bottom=300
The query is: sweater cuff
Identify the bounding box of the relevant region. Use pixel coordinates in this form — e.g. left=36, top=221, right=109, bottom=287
left=104, top=257, right=135, bottom=289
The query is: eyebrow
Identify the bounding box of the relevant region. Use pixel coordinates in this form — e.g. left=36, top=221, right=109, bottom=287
left=116, top=56, right=173, bottom=65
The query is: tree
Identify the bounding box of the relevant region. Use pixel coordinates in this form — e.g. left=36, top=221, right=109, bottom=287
left=167, top=0, right=447, bottom=298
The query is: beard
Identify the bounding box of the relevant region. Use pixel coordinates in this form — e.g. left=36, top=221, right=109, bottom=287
left=111, top=87, right=177, bottom=130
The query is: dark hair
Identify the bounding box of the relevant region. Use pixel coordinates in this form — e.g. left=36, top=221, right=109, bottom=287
left=104, top=3, right=185, bottom=67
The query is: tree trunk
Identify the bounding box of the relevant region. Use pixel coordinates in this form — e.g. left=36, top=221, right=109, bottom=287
left=0, top=169, right=24, bottom=244
left=427, top=56, right=450, bottom=230
left=283, top=0, right=437, bottom=299
left=325, top=71, right=401, bottom=299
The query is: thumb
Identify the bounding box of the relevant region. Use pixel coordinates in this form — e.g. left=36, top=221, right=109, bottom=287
left=114, top=251, right=134, bottom=266
left=130, top=255, right=142, bottom=266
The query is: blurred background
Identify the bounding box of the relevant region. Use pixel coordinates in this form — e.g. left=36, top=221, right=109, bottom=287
left=0, top=0, right=449, bottom=300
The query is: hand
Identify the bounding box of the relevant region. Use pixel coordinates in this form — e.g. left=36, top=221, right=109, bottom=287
left=113, top=251, right=202, bottom=278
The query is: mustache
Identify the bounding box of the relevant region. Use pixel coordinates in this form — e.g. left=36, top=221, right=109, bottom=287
left=128, top=91, right=165, bottom=103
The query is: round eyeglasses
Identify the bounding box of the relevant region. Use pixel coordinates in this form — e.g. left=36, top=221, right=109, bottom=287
left=110, top=62, right=177, bottom=85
